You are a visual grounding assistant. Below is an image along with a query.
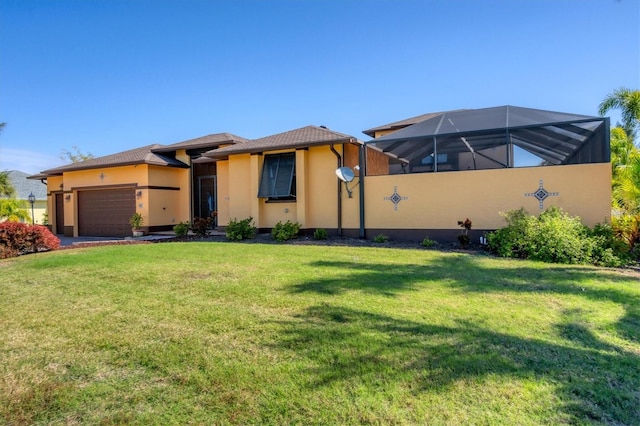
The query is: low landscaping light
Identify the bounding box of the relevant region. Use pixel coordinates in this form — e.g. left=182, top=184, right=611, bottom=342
left=27, top=192, right=36, bottom=225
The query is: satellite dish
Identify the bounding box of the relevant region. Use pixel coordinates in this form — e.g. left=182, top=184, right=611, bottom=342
left=335, top=167, right=355, bottom=183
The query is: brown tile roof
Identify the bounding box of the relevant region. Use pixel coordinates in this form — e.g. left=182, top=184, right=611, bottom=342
left=152, top=133, right=249, bottom=153
left=41, top=144, right=189, bottom=175
left=204, top=125, right=360, bottom=158
left=362, top=109, right=469, bottom=137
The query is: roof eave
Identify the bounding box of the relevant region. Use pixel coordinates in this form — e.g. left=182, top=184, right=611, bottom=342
left=42, top=159, right=189, bottom=174
left=204, top=137, right=361, bottom=159
left=151, top=140, right=240, bottom=153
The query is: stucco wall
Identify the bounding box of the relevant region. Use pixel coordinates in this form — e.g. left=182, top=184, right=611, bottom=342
left=147, top=165, right=190, bottom=227
left=46, top=164, right=190, bottom=235
left=219, top=145, right=360, bottom=231
left=363, top=163, right=611, bottom=234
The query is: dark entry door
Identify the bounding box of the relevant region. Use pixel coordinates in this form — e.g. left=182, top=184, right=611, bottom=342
left=198, top=176, right=216, bottom=224
left=55, top=193, right=64, bottom=234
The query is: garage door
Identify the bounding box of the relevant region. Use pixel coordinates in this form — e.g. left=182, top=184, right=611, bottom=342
left=78, top=188, right=136, bottom=237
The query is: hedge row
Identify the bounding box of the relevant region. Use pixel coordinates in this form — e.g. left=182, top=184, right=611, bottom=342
left=0, top=222, right=60, bottom=259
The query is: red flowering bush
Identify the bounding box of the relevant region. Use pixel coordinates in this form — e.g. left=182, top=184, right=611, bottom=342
left=0, top=222, right=60, bottom=259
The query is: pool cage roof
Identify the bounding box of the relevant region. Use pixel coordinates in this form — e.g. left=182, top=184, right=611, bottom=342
left=365, top=106, right=610, bottom=173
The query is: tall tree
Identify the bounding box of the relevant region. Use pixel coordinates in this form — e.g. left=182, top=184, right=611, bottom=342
left=60, top=145, right=95, bottom=163
left=598, top=88, right=640, bottom=142
left=0, top=171, right=15, bottom=197
left=611, top=129, right=640, bottom=212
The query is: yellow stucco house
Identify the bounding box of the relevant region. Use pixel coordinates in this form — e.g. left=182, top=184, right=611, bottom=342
left=33, top=106, right=611, bottom=242
left=35, top=133, right=247, bottom=237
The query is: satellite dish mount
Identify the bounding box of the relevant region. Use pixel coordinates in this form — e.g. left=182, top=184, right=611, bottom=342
left=335, top=166, right=360, bottom=198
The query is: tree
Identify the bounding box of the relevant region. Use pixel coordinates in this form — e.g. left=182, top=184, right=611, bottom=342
left=0, top=171, right=15, bottom=197
left=610, top=127, right=635, bottom=172
left=0, top=198, right=30, bottom=222
left=60, top=145, right=95, bottom=163
left=598, top=88, right=640, bottom=142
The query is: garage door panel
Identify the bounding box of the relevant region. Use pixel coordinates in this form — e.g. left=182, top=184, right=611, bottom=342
left=78, top=189, right=136, bottom=237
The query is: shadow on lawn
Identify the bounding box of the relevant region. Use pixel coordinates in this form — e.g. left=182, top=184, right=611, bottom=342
left=274, top=304, right=640, bottom=424
left=283, top=254, right=640, bottom=422
left=291, top=254, right=640, bottom=346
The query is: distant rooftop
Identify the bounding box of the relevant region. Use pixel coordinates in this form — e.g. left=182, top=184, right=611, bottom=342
left=362, top=110, right=469, bottom=137
left=5, top=170, right=47, bottom=200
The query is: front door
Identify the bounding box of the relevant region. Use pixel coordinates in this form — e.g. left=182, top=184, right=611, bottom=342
left=55, top=193, right=64, bottom=234
left=198, top=176, right=216, bottom=226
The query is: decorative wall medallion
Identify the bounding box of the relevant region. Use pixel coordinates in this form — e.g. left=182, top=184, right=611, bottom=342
left=384, top=186, right=408, bottom=211
left=525, top=179, right=559, bottom=210
left=99, top=173, right=105, bottom=181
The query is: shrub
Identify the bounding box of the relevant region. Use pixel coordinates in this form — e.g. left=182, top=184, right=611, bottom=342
left=313, top=228, right=329, bottom=240
left=129, top=212, right=143, bottom=229
left=173, top=221, right=190, bottom=237
left=272, top=220, right=301, bottom=242
left=373, top=234, right=389, bottom=243
left=226, top=217, right=255, bottom=241
left=421, top=236, right=436, bottom=247
left=589, top=222, right=631, bottom=267
left=191, top=217, right=213, bottom=238
left=488, top=207, right=629, bottom=266
left=0, top=222, right=60, bottom=259
left=612, top=214, right=640, bottom=259
left=457, top=218, right=472, bottom=248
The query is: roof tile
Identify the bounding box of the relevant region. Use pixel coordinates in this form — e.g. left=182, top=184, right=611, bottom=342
left=205, top=125, right=358, bottom=158
left=152, top=133, right=249, bottom=152
left=41, top=144, right=188, bottom=175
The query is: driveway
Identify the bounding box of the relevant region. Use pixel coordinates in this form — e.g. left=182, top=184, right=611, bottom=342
left=57, top=235, right=125, bottom=246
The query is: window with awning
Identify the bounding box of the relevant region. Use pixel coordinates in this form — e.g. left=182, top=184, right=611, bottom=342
left=258, top=153, right=296, bottom=200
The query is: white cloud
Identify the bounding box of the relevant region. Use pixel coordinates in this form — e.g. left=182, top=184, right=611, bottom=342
left=0, top=147, right=64, bottom=174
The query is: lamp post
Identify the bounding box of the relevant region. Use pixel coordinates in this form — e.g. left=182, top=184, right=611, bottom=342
left=28, top=192, right=35, bottom=225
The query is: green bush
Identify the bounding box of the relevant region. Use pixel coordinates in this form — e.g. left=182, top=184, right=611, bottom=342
left=173, top=221, right=189, bottom=237
left=588, top=223, right=632, bottom=267
left=226, top=217, right=255, bottom=241
left=272, top=220, right=301, bottom=242
left=313, top=228, right=329, bottom=240
left=421, top=236, right=436, bottom=247
left=373, top=234, right=389, bottom=243
left=487, top=207, right=629, bottom=266
left=612, top=214, right=640, bottom=259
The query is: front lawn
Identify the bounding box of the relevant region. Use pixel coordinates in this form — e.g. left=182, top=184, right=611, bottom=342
left=1, top=243, right=639, bottom=424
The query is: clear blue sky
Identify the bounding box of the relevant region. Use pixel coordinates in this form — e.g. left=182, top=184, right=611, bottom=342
left=1, top=0, right=638, bottom=174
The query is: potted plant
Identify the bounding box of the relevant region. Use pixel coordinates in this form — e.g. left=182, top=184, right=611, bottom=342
left=129, top=212, right=144, bottom=237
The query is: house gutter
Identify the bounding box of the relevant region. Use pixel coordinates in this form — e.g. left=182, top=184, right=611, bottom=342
left=358, top=144, right=365, bottom=239
left=330, top=144, right=343, bottom=236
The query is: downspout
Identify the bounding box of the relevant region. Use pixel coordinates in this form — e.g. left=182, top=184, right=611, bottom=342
left=358, top=143, right=365, bottom=239
left=330, top=144, right=343, bottom=236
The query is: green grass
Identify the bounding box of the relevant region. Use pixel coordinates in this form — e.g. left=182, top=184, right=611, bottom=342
left=1, top=243, right=639, bottom=425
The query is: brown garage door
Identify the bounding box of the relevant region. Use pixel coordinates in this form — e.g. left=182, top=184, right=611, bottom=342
left=78, top=188, right=136, bottom=237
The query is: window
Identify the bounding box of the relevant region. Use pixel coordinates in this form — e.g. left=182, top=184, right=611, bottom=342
left=258, top=153, right=296, bottom=200
left=421, top=153, right=448, bottom=165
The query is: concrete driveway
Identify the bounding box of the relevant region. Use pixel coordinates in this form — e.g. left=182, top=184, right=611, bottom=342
left=57, top=235, right=125, bottom=246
